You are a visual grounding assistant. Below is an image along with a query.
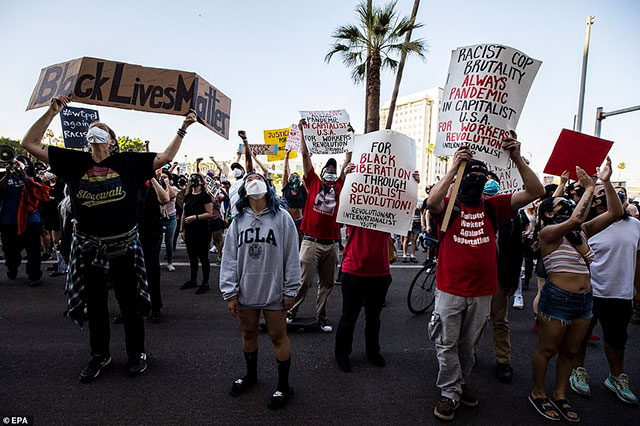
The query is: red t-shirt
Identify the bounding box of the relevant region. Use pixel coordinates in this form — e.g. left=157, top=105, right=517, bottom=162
left=435, top=194, right=515, bottom=297
left=301, top=170, right=344, bottom=240
left=341, top=226, right=391, bottom=277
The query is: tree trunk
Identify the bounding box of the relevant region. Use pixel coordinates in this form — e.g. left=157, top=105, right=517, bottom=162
left=364, top=0, right=372, bottom=133
left=385, top=0, right=421, bottom=129
left=366, top=51, right=382, bottom=133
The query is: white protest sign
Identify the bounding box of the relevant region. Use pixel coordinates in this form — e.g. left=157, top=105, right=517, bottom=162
left=299, top=109, right=352, bottom=154
left=486, top=158, right=524, bottom=194
left=337, top=130, right=418, bottom=234
left=285, top=124, right=301, bottom=153
left=435, top=44, right=541, bottom=169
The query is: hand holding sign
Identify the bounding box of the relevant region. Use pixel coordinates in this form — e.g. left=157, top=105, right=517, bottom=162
left=183, top=110, right=197, bottom=128
left=50, top=96, right=70, bottom=114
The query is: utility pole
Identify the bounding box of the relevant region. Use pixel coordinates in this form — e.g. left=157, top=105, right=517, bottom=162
left=576, top=16, right=595, bottom=133
left=594, top=105, right=640, bottom=137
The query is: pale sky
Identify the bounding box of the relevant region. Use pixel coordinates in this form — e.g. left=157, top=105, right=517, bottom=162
left=1, top=0, right=638, bottom=182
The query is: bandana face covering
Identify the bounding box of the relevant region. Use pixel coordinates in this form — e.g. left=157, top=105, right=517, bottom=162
left=459, top=174, right=487, bottom=206
left=86, top=127, right=109, bottom=144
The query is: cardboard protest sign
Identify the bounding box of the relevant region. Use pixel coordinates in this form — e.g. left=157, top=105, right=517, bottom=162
left=337, top=130, right=418, bottom=234
left=238, top=143, right=277, bottom=156
left=59, top=106, right=99, bottom=148
left=435, top=44, right=541, bottom=168
left=486, top=159, right=524, bottom=195
left=27, top=57, right=231, bottom=139
left=544, top=129, right=613, bottom=180
left=285, top=124, right=302, bottom=153
left=299, top=110, right=352, bottom=154
left=263, top=128, right=297, bottom=161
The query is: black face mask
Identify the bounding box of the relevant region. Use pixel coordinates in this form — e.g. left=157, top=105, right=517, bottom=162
left=551, top=199, right=582, bottom=245
left=459, top=174, right=487, bottom=206
left=190, top=177, right=200, bottom=188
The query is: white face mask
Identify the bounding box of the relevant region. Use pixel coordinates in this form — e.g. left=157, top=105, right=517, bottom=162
left=233, top=168, right=244, bottom=179
left=87, top=127, right=109, bottom=144
left=322, top=171, right=338, bottom=182
left=245, top=179, right=267, bottom=200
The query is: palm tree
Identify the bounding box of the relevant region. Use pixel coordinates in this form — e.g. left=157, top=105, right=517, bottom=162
left=617, top=162, right=626, bottom=181
left=326, top=0, right=426, bottom=133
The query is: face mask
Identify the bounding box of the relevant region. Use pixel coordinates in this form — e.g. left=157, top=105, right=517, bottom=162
left=459, top=174, right=487, bottom=206
left=87, top=127, right=109, bottom=144
left=233, top=169, right=244, bottom=179
left=190, top=177, right=200, bottom=187
left=483, top=180, right=501, bottom=196
left=618, top=192, right=626, bottom=203
left=289, top=178, right=300, bottom=191
left=322, top=171, right=337, bottom=182
left=245, top=179, right=267, bottom=200
left=551, top=199, right=574, bottom=225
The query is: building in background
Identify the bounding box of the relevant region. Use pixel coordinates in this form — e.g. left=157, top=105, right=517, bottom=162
left=380, top=87, right=450, bottom=197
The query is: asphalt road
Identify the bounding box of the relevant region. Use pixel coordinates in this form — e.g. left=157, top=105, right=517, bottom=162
left=1, top=243, right=639, bottom=425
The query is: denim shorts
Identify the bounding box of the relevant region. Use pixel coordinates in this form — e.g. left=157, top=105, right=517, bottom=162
left=538, top=279, right=593, bottom=324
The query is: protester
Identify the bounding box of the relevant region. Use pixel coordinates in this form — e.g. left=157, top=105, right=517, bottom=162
left=401, top=201, right=422, bottom=263
left=159, top=169, right=178, bottom=272
left=219, top=172, right=301, bottom=410
left=529, top=159, right=623, bottom=422
left=569, top=177, right=640, bottom=405
left=180, top=173, right=213, bottom=294
left=228, top=132, right=250, bottom=218
left=287, top=118, right=349, bottom=333
left=209, top=187, right=226, bottom=264
left=173, top=175, right=188, bottom=250
left=282, top=149, right=307, bottom=243
left=335, top=157, right=419, bottom=372
left=427, top=132, right=544, bottom=421
left=0, top=155, right=49, bottom=287
left=40, top=171, right=66, bottom=276
left=20, top=95, right=196, bottom=381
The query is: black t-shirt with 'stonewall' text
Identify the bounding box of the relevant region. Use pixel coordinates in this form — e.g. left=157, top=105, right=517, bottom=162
left=48, top=146, right=155, bottom=237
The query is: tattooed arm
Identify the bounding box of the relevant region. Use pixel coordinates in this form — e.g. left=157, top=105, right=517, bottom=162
left=582, top=157, right=624, bottom=239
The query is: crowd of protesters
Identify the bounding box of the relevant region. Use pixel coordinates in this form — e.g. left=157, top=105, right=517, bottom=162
left=3, top=95, right=639, bottom=417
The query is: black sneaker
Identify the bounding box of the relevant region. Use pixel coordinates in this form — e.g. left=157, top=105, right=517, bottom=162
left=150, top=311, right=163, bottom=323
left=41, top=252, right=51, bottom=261
left=267, top=387, right=293, bottom=410
left=631, top=308, right=640, bottom=325
left=180, top=281, right=197, bottom=290
left=318, top=318, right=333, bottom=333
left=50, top=271, right=65, bottom=278
left=195, top=285, right=209, bottom=295
left=230, top=376, right=257, bottom=397
left=79, top=356, right=111, bottom=382
left=367, top=352, right=386, bottom=367
left=127, top=353, right=148, bottom=376
left=7, top=269, right=17, bottom=280
left=113, top=314, right=124, bottom=324
left=496, top=362, right=514, bottom=383
left=335, top=356, right=351, bottom=373
left=434, top=396, right=459, bottom=421
left=461, top=385, right=478, bottom=407
left=29, top=278, right=42, bottom=287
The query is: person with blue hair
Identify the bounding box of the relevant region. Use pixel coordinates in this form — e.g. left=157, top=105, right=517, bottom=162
left=220, top=172, right=301, bottom=410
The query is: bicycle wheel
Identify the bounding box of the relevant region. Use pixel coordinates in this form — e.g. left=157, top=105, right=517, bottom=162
left=407, top=261, right=437, bottom=315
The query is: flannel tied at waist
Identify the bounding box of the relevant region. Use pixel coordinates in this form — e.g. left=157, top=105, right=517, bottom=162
left=64, top=226, right=151, bottom=327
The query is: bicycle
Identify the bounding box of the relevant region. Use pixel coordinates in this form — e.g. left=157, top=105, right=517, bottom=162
left=407, top=237, right=439, bottom=315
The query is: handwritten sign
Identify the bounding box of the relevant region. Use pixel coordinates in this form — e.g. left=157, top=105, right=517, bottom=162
left=263, top=128, right=297, bottom=161
left=285, top=124, right=302, bottom=153
left=238, top=143, right=277, bottom=156
left=27, top=57, right=232, bottom=139
left=337, top=130, right=418, bottom=234
left=486, top=159, right=524, bottom=195
left=299, top=109, right=352, bottom=154
left=434, top=44, right=541, bottom=168
left=59, top=106, right=99, bottom=148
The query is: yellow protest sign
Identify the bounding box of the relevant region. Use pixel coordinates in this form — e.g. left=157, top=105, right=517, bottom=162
left=263, top=128, right=298, bottom=162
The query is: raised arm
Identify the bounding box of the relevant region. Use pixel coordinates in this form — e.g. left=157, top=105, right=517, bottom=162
left=21, top=96, right=70, bottom=163
left=210, top=156, right=224, bottom=177
left=553, top=171, right=570, bottom=197
left=582, top=157, right=624, bottom=238
left=427, top=146, right=471, bottom=215
left=238, top=130, right=254, bottom=174
left=505, top=131, right=545, bottom=210
left=339, top=123, right=355, bottom=182
left=540, top=167, right=595, bottom=244
left=298, top=118, right=313, bottom=178
left=283, top=150, right=291, bottom=184
left=150, top=177, right=170, bottom=204
left=152, top=111, right=197, bottom=169
left=251, top=148, right=269, bottom=176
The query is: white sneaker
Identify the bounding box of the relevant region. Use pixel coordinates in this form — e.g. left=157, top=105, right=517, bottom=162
left=513, top=294, right=524, bottom=309
left=166, top=264, right=176, bottom=272
left=209, top=246, right=217, bottom=254
left=318, top=319, right=333, bottom=333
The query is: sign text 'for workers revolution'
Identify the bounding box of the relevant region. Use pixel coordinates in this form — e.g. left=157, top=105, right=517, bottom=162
left=337, top=130, right=417, bottom=234
left=435, top=44, right=541, bottom=168
left=299, top=109, right=352, bottom=155
left=59, top=106, right=99, bottom=148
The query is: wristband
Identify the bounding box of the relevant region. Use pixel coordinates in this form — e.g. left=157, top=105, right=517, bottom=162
left=177, top=128, right=187, bottom=138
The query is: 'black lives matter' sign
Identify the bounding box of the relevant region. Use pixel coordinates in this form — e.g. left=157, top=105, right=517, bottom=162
left=27, top=57, right=231, bottom=139
left=59, top=106, right=99, bottom=148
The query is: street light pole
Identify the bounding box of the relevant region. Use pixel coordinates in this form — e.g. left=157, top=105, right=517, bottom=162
left=594, top=105, right=640, bottom=137
left=576, top=15, right=595, bottom=133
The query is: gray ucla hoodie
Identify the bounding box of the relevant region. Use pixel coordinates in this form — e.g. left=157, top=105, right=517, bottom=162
left=219, top=206, right=301, bottom=309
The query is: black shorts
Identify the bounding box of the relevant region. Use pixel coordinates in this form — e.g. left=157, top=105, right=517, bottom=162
left=209, top=218, right=225, bottom=233
left=585, top=297, right=633, bottom=350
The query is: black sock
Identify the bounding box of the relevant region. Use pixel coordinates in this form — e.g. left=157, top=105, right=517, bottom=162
left=276, top=357, right=291, bottom=392
left=244, top=350, right=258, bottom=381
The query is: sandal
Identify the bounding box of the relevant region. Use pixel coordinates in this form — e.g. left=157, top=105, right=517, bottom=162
left=267, top=387, right=294, bottom=410
left=229, top=376, right=256, bottom=397
left=550, top=397, right=580, bottom=423
left=528, top=394, right=561, bottom=421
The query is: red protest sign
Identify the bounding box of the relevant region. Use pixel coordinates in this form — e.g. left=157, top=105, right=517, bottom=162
left=543, top=129, right=613, bottom=180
